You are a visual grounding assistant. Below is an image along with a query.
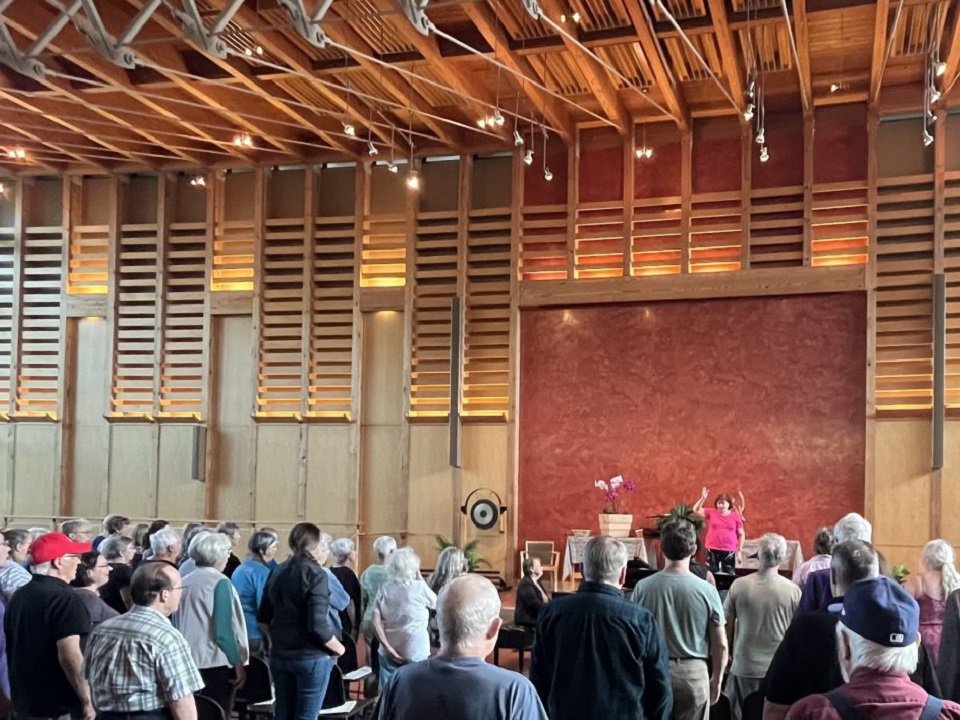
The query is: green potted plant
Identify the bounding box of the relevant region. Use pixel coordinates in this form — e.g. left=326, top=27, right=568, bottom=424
left=657, top=502, right=706, bottom=533
left=434, top=536, right=490, bottom=572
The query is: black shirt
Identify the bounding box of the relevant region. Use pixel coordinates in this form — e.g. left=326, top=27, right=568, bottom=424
left=515, top=576, right=548, bottom=628
left=258, top=555, right=336, bottom=659
left=531, top=581, right=672, bottom=720
left=330, top=565, right=361, bottom=637
left=99, top=562, right=132, bottom=614
left=5, top=574, right=92, bottom=716
left=224, top=553, right=241, bottom=579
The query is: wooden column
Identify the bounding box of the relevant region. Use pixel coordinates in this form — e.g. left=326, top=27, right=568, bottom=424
left=741, top=122, right=752, bottom=270
left=506, top=148, right=523, bottom=579
left=802, top=113, right=815, bottom=266
left=350, top=163, right=366, bottom=535
left=567, top=131, right=578, bottom=279
left=931, top=108, right=947, bottom=538
left=623, top=130, right=635, bottom=277
left=680, top=129, right=692, bottom=274
left=864, top=110, right=879, bottom=526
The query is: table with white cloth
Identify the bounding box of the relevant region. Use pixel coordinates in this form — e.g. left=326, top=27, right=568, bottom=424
left=562, top=536, right=654, bottom=580
left=737, top=538, right=804, bottom=572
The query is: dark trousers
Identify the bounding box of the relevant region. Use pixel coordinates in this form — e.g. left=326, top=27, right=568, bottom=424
left=707, top=549, right=736, bottom=575
left=198, top=665, right=237, bottom=718
left=99, top=711, right=171, bottom=720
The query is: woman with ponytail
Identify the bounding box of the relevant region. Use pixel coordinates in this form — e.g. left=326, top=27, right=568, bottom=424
left=905, top=539, right=960, bottom=664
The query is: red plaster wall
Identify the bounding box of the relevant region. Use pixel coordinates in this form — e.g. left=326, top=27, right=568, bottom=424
left=814, top=104, right=868, bottom=184
left=580, top=127, right=624, bottom=203
left=752, top=111, right=804, bottom=189
left=523, top=141, right=569, bottom=206
left=518, top=293, right=866, bottom=559
left=635, top=124, right=681, bottom=199
left=693, top=117, right=741, bottom=194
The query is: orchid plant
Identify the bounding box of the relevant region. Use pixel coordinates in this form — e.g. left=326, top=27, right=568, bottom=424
left=595, top=474, right=637, bottom=514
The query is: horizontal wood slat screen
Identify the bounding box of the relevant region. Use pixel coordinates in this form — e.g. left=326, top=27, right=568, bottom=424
left=575, top=203, right=625, bottom=279
left=689, top=191, right=743, bottom=273
left=749, top=185, right=805, bottom=268
left=0, top=218, right=14, bottom=416
left=631, top=196, right=683, bottom=276
left=17, top=225, right=63, bottom=418
left=943, top=171, right=960, bottom=409
left=409, top=209, right=459, bottom=418
left=811, top=182, right=870, bottom=268
left=67, top=225, right=109, bottom=295
left=520, top=205, right=569, bottom=281
left=465, top=208, right=511, bottom=417
left=873, top=175, right=935, bottom=414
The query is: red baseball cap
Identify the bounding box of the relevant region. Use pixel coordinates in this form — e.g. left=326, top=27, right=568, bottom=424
left=30, top=532, right=91, bottom=564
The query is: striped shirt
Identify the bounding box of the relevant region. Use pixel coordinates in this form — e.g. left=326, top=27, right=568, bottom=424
left=85, top=604, right=204, bottom=712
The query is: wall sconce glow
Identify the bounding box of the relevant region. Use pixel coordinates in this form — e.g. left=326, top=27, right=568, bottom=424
left=406, top=170, right=421, bottom=191
left=6, top=147, right=26, bottom=160
left=189, top=175, right=206, bottom=188
left=232, top=132, right=253, bottom=148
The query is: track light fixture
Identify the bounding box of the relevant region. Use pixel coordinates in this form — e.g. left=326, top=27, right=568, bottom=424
left=930, top=88, right=942, bottom=103
left=923, top=129, right=934, bottom=147
left=759, top=146, right=769, bottom=163
left=755, top=129, right=764, bottom=145
left=387, top=161, right=399, bottom=174
left=543, top=168, right=553, bottom=182
left=343, top=122, right=356, bottom=137
left=936, top=61, right=947, bottom=77
left=406, top=170, right=420, bottom=190
left=492, top=110, right=505, bottom=127
left=477, top=117, right=488, bottom=129
left=513, top=129, right=525, bottom=146
left=367, top=141, right=378, bottom=156
left=232, top=133, right=253, bottom=148
left=743, top=103, right=754, bottom=121
left=523, top=148, right=534, bottom=165
left=5, top=147, right=26, bottom=160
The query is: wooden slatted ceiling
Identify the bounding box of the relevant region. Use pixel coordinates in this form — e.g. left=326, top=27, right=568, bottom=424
left=597, top=44, right=652, bottom=88
left=568, top=0, right=631, bottom=32
left=891, top=2, right=948, bottom=58
left=874, top=174, right=935, bottom=413
left=653, top=0, right=708, bottom=22
left=662, top=33, right=724, bottom=81
left=736, top=23, right=793, bottom=73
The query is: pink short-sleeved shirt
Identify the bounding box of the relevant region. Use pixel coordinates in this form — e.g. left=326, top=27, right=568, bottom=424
left=703, top=508, right=744, bottom=551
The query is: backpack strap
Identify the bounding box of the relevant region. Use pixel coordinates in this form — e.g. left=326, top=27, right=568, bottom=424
left=825, top=690, right=862, bottom=720
left=920, top=695, right=944, bottom=720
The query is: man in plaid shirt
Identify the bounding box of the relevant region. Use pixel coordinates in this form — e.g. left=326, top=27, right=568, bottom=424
left=85, top=562, right=204, bottom=720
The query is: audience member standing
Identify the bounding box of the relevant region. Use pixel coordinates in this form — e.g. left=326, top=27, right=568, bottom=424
left=91, top=514, right=130, bottom=551
left=798, top=513, right=872, bottom=612
left=231, top=530, right=279, bottom=658
left=360, top=535, right=397, bottom=685
left=532, top=536, right=672, bottom=720
left=380, top=574, right=547, bottom=720
left=515, top=556, right=550, bottom=629
left=786, top=576, right=960, bottom=720
left=70, top=552, right=118, bottom=649
left=85, top=562, right=205, bottom=720
left=5, top=532, right=95, bottom=720
left=330, top=538, right=362, bottom=641
left=61, top=519, right=94, bottom=544
left=172, top=532, right=249, bottom=716
left=372, top=548, right=437, bottom=689
left=632, top=519, right=727, bottom=720
left=148, top=526, right=182, bottom=566
left=99, top=535, right=136, bottom=614
left=217, top=522, right=243, bottom=578
left=905, top=539, right=960, bottom=666
left=258, top=523, right=345, bottom=720
left=722, top=534, right=799, bottom=720
left=0, top=530, right=30, bottom=601
left=0, top=531, right=12, bottom=715
left=763, top=541, right=879, bottom=720
left=792, top=527, right=834, bottom=588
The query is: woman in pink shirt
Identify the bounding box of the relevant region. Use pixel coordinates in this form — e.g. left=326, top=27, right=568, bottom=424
left=692, top=486, right=745, bottom=575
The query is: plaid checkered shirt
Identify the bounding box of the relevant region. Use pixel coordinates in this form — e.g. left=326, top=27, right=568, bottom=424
left=84, top=604, right=205, bottom=712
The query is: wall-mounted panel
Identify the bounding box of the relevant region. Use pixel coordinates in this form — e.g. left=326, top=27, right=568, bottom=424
left=156, top=424, right=203, bottom=520
left=12, top=424, right=57, bottom=518
left=254, top=424, right=302, bottom=523
left=107, top=424, right=158, bottom=519
left=306, top=424, right=354, bottom=532
left=406, top=423, right=453, bottom=564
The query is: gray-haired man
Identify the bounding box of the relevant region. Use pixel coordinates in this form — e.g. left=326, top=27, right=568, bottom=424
left=532, top=536, right=672, bottom=720
left=378, top=573, right=546, bottom=720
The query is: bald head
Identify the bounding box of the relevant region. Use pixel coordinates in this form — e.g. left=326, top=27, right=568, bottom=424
left=437, top=574, right=502, bottom=655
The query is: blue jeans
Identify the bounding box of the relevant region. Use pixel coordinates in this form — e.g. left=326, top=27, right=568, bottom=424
left=269, top=655, right=336, bottom=720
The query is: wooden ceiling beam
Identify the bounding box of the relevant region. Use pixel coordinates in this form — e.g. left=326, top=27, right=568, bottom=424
left=1, top=4, right=211, bottom=166
left=870, top=0, right=892, bottom=105
left=203, top=1, right=451, bottom=150
left=535, top=0, right=631, bottom=135
left=120, top=0, right=350, bottom=158
left=0, top=123, right=71, bottom=173
left=462, top=1, right=574, bottom=140
left=706, top=0, right=746, bottom=110
left=793, top=0, right=813, bottom=114
left=623, top=0, right=689, bottom=130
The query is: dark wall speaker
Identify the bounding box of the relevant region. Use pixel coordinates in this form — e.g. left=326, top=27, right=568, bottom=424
left=191, top=425, right=207, bottom=482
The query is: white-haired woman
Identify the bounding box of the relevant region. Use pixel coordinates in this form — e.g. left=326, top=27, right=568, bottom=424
left=372, top=547, right=437, bottom=689
left=426, top=547, right=467, bottom=646
left=173, top=531, right=249, bottom=715
left=361, top=535, right=396, bottom=639
left=905, top=539, right=960, bottom=665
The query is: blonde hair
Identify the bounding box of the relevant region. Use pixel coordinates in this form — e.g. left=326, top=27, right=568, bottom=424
left=922, top=539, right=960, bottom=596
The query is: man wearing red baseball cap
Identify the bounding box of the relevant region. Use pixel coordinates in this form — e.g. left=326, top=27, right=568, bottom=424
left=4, top=531, right=94, bottom=720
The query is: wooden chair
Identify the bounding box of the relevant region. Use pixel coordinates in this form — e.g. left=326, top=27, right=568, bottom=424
left=520, top=541, right=560, bottom=591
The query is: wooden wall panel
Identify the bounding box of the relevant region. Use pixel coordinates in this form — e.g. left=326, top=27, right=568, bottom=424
left=156, top=424, right=203, bottom=521
left=579, top=128, right=623, bottom=203
left=305, top=424, right=354, bottom=534
left=107, top=425, right=158, bottom=519
left=460, top=423, right=509, bottom=571
left=877, top=119, right=934, bottom=179
left=873, top=419, right=933, bottom=569
left=63, top=317, right=109, bottom=517
left=814, top=104, right=868, bottom=185
left=254, top=424, right=302, bottom=523
left=209, top=315, right=255, bottom=520
left=12, top=424, right=57, bottom=519
left=406, top=424, right=453, bottom=565
left=938, top=422, right=960, bottom=548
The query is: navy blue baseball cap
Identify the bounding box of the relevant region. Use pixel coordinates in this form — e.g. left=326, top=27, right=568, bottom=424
left=840, top=576, right=919, bottom=648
